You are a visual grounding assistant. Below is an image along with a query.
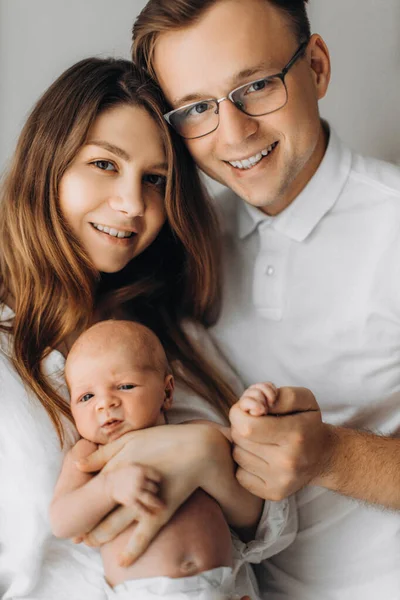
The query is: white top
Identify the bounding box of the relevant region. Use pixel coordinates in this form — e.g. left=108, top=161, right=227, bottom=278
left=210, top=127, right=400, bottom=600
left=0, top=306, right=295, bottom=599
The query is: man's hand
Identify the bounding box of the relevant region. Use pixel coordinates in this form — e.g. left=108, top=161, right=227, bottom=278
left=230, top=386, right=334, bottom=501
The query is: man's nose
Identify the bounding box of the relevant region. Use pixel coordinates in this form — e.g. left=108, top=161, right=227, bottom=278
left=216, top=98, right=258, bottom=147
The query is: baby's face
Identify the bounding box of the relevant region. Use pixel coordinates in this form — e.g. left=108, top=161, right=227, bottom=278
left=68, top=343, right=171, bottom=444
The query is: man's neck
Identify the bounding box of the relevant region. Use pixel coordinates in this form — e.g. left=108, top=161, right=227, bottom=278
left=262, top=121, right=329, bottom=217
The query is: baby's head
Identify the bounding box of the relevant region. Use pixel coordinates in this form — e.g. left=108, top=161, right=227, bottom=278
left=65, top=320, right=173, bottom=444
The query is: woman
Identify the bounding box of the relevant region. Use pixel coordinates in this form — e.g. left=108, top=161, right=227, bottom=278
left=0, top=58, right=292, bottom=599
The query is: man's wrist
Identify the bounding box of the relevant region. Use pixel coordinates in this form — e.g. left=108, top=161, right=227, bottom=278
left=311, top=423, right=342, bottom=489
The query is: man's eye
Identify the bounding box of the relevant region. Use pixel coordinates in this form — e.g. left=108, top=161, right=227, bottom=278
left=119, top=384, right=135, bottom=390
left=246, top=79, right=268, bottom=94
left=143, top=174, right=166, bottom=187
left=92, top=160, right=116, bottom=171
left=80, top=393, right=94, bottom=403
left=187, top=102, right=213, bottom=117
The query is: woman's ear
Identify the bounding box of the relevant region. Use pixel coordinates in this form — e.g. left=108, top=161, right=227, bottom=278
left=162, top=374, right=174, bottom=411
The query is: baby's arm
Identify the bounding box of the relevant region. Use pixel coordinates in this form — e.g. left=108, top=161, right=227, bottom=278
left=191, top=383, right=278, bottom=534
left=50, top=438, right=163, bottom=539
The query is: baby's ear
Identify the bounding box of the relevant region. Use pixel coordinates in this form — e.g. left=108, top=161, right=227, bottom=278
left=163, top=374, right=174, bottom=410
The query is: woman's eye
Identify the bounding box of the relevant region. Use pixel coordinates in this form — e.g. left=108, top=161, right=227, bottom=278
left=92, top=160, right=116, bottom=172
left=143, top=174, right=166, bottom=187
left=80, top=393, right=94, bottom=403
left=119, top=384, right=135, bottom=390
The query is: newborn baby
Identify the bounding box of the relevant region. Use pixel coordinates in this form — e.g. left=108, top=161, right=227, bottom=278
left=50, top=320, right=276, bottom=600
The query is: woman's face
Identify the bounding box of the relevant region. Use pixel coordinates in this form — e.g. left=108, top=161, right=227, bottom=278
left=59, top=104, right=168, bottom=273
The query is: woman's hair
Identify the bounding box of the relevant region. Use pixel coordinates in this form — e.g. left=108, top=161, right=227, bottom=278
left=0, top=57, right=236, bottom=444
left=132, top=0, right=311, bottom=79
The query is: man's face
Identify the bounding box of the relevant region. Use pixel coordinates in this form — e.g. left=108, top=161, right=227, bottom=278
left=154, top=0, right=330, bottom=215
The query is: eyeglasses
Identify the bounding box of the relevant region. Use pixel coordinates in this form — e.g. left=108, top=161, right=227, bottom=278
left=163, top=40, right=309, bottom=140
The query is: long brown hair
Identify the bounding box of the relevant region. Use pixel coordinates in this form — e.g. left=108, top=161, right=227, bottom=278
left=0, top=58, right=236, bottom=445
left=132, top=0, right=311, bottom=78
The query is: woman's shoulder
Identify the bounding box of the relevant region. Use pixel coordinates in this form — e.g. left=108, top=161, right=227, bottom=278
left=181, top=319, right=244, bottom=396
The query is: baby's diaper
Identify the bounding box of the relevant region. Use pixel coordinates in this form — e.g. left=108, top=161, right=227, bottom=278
left=105, top=566, right=241, bottom=599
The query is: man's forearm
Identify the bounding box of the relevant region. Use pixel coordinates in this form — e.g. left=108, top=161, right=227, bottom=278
left=313, top=425, right=400, bottom=509
left=50, top=473, right=115, bottom=538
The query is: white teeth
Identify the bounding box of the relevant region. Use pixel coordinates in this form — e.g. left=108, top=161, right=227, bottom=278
left=229, top=142, right=277, bottom=169
left=92, top=223, right=133, bottom=238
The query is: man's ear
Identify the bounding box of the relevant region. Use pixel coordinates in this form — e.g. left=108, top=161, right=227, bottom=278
left=307, top=34, right=331, bottom=100
left=162, top=374, right=174, bottom=411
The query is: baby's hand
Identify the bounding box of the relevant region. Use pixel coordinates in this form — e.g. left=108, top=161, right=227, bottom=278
left=238, top=382, right=278, bottom=416
left=104, top=464, right=164, bottom=514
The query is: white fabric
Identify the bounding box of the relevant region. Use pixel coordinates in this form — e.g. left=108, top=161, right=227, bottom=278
left=0, top=306, right=295, bottom=599
left=210, top=126, right=400, bottom=600
left=105, top=566, right=238, bottom=600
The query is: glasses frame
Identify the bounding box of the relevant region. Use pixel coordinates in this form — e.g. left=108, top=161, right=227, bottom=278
left=163, top=40, right=309, bottom=140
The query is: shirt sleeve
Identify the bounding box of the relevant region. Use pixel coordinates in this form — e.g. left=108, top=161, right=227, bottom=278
left=232, top=495, right=298, bottom=565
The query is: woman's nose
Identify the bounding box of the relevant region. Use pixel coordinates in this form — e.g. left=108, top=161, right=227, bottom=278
left=109, top=179, right=145, bottom=217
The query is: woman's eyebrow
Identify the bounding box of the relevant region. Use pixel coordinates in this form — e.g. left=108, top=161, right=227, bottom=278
left=150, top=161, right=168, bottom=171
left=86, top=140, right=131, bottom=161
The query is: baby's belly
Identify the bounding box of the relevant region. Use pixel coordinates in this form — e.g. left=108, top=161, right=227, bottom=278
left=102, top=489, right=233, bottom=587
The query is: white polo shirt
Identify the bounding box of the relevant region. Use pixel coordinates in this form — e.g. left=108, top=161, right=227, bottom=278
left=211, top=127, right=400, bottom=600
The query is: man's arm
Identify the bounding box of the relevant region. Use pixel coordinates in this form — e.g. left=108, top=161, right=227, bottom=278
left=230, top=387, right=400, bottom=510
left=312, top=425, right=400, bottom=509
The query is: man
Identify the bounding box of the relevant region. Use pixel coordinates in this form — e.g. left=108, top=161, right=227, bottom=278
left=131, top=1, right=400, bottom=598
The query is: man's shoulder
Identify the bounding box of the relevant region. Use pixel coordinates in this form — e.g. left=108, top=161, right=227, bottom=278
left=349, top=152, right=400, bottom=201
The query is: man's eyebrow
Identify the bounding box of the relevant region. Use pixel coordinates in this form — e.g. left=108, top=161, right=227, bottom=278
left=86, top=140, right=131, bottom=161
left=172, top=63, right=272, bottom=107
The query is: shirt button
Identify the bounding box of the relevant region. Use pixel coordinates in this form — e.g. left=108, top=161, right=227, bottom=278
left=266, top=265, right=275, bottom=276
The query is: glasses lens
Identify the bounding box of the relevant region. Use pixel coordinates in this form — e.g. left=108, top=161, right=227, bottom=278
left=232, top=76, right=287, bottom=116
left=169, top=100, right=218, bottom=139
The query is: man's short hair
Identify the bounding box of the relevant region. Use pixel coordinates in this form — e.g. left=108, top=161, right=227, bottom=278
left=132, top=0, right=311, bottom=78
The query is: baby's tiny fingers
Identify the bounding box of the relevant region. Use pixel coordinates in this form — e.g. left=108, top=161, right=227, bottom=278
left=238, top=395, right=267, bottom=416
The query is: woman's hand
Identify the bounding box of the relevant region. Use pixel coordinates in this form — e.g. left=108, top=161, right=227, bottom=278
left=76, top=423, right=225, bottom=565
left=104, top=464, right=164, bottom=512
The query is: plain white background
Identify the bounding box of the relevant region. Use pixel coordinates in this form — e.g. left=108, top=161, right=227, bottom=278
left=0, top=0, right=399, bottom=174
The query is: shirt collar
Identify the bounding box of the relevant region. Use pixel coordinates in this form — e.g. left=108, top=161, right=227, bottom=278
left=237, top=126, right=353, bottom=242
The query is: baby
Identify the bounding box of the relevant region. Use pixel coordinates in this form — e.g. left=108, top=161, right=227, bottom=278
left=50, top=320, right=277, bottom=600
